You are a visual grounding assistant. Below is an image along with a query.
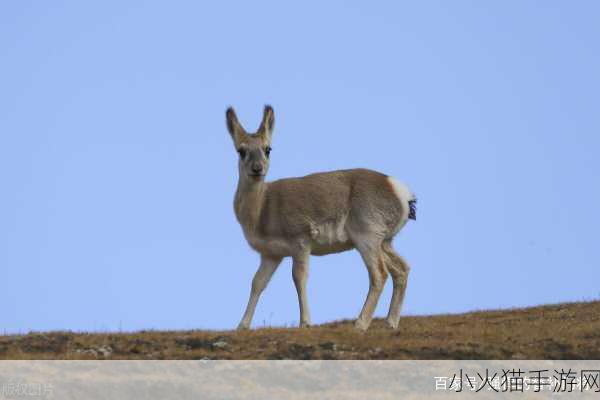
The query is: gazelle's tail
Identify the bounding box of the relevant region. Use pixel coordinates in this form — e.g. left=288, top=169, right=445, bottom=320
left=408, top=199, right=417, bottom=221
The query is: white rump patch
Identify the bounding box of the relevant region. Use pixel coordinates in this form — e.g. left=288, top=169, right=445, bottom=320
left=387, top=177, right=415, bottom=223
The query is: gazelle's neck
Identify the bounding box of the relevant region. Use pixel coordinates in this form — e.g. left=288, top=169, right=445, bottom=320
left=234, top=177, right=267, bottom=231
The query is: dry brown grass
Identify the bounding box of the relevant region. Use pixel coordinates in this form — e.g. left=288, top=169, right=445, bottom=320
left=1, top=301, right=599, bottom=360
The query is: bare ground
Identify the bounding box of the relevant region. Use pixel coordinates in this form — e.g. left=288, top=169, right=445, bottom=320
left=1, top=301, right=599, bottom=360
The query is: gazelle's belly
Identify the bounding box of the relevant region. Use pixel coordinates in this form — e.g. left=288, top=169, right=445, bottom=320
left=243, top=218, right=355, bottom=257
left=310, top=240, right=354, bottom=256
left=309, top=219, right=354, bottom=255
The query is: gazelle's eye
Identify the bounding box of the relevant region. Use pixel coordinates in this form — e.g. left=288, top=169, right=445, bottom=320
left=238, top=148, right=247, bottom=159
left=265, top=146, right=272, bottom=157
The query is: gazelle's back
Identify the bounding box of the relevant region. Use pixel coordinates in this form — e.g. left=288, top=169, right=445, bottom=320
left=259, top=168, right=414, bottom=256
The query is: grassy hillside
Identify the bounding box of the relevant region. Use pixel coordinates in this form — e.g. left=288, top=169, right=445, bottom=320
left=1, top=301, right=598, bottom=359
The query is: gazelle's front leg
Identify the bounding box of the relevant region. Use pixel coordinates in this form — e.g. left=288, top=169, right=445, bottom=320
left=292, top=252, right=311, bottom=328
left=238, top=255, right=283, bottom=330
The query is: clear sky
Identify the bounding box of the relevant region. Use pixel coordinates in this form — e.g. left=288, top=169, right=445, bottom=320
left=1, top=1, right=599, bottom=333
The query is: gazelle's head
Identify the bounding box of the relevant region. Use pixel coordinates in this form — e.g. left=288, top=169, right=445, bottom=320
left=226, top=105, right=275, bottom=183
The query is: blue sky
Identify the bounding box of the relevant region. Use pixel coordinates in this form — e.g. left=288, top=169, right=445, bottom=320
left=1, top=1, right=599, bottom=332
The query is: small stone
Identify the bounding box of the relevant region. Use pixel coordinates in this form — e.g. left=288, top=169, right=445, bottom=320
left=83, top=349, right=98, bottom=357
left=288, top=343, right=315, bottom=359
left=319, top=342, right=337, bottom=351
left=212, top=340, right=228, bottom=349
left=97, top=345, right=113, bottom=357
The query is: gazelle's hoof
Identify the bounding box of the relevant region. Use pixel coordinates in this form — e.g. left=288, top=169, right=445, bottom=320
left=354, top=319, right=370, bottom=332
left=299, top=321, right=312, bottom=328
left=385, top=318, right=399, bottom=329
left=237, top=323, right=250, bottom=331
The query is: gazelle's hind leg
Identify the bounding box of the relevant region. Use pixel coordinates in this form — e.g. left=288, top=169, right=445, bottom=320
left=352, top=236, right=389, bottom=331
left=382, top=240, right=410, bottom=329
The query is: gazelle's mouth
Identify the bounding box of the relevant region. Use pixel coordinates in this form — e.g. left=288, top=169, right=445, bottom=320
left=248, top=174, right=265, bottom=178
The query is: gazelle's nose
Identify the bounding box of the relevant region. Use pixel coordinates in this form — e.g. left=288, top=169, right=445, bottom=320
left=251, top=163, right=263, bottom=174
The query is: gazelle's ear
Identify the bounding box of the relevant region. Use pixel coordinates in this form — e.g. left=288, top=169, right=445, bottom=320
left=257, top=105, right=275, bottom=142
left=226, top=107, right=246, bottom=145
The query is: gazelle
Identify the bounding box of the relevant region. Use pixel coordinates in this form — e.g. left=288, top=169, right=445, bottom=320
left=226, top=105, right=416, bottom=331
